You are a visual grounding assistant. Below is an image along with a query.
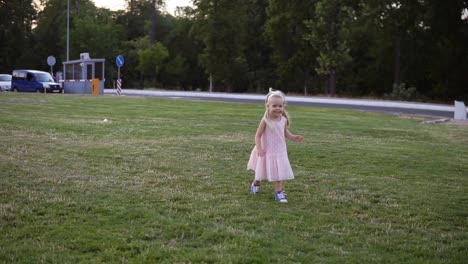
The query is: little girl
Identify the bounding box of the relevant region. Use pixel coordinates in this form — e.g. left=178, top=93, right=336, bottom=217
left=247, top=90, right=303, bottom=203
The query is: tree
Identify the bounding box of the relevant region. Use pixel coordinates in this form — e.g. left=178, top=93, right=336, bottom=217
left=304, top=0, right=353, bottom=96
left=150, top=0, right=157, bottom=43
left=137, top=41, right=169, bottom=86
left=120, top=0, right=151, bottom=40
left=121, top=0, right=165, bottom=43
left=1, top=0, right=466, bottom=100
left=162, top=8, right=207, bottom=89
left=243, top=0, right=273, bottom=93
left=193, top=0, right=249, bottom=92
left=163, top=55, right=189, bottom=87
left=68, top=5, right=124, bottom=86
left=349, top=0, right=468, bottom=100
left=376, top=1, right=423, bottom=88
left=266, top=0, right=317, bottom=95
left=33, top=0, right=67, bottom=71
left=0, top=0, right=37, bottom=72
left=422, top=0, right=468, bottom=100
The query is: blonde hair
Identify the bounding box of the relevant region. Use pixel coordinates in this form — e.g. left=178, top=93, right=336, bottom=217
left=263, top=89, right=290, bottom=129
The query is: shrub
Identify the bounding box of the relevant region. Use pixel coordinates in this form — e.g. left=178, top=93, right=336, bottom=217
left=384, top=83, right=418, bottom=101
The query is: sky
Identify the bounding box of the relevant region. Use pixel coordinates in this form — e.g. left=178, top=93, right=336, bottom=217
left=93, top=0, right=193, bottom=15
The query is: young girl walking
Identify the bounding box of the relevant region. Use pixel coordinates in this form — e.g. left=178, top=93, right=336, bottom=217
left=247, top=90, right=303, bottom=203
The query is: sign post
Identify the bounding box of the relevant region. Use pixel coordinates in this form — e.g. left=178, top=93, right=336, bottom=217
left=116, top=55, right=124, bottom=96
left=47, top=55, right=56, bottom=76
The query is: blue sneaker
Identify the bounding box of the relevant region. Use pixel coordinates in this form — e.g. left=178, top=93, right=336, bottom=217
left=250, top=182, right=260, bottom=194
left=274, top=191, right=288, bottom=203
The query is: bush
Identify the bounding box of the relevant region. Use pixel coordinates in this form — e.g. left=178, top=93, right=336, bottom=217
left=384, top=83, right=418, bottom=101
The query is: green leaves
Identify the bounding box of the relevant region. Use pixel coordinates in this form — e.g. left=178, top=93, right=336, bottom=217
left=192, top=0, right=249, bottom=90
left=137, top=41, right=169, bottom=81
left=304, top=0, right=353, bottom=92
left=266, top=0, right=316, bottom=93
left=0, top=0, right=467, bottom=100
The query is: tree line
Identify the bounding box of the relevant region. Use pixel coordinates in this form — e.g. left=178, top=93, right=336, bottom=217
left=0, top=0, right=467, bottom=102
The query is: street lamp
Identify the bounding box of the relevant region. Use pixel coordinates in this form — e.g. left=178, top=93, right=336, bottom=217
left=67, top=0, right=69, bottom=61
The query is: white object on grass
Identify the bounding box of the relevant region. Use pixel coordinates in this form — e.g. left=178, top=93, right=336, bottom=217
left=454, top=101, right=467, bottom=120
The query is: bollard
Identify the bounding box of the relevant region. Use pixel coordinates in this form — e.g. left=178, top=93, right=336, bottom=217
left=92, top=78, right=100, bottom=95
left=116, top=79, right=122, bottom=96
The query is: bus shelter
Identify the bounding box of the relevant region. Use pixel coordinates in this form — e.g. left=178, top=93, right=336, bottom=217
left=62, top=54, right=105, bottom=94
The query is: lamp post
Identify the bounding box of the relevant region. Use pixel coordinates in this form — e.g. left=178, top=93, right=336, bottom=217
left=66, top=0, right=69, bottom=61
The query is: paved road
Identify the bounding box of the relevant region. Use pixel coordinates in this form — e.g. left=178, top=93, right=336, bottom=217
left=104, top=89, right=465, bottom=118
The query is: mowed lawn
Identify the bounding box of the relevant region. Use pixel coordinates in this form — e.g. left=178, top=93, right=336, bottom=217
left=0, top=93, right=466, bottom=263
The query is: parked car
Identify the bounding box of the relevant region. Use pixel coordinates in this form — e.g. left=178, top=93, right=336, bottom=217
left=0, top=74, right=12, bottom=91
left=11, top=70, right=62, bottom=93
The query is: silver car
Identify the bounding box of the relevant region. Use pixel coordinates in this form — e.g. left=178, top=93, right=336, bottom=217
left=0, top=74, right=12, bottom=91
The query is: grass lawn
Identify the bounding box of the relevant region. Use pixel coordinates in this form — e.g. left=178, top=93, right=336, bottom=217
left=0, top=93, right=467, bottom=263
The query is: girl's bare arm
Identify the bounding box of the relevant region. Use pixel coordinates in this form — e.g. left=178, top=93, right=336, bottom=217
left=255, top=119, right=267, bottom=156
left=285, top=127, right=304, bottom=143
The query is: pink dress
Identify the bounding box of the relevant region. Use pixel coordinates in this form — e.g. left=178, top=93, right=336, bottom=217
left=247, top=116, right=294, bottom=182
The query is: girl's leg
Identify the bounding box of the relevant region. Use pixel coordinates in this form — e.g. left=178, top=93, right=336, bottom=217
left=250, top=179, right=261, bottom=194
left=274, top=181, right=287, bottom=203
left=274, top=181, right=283, bottom=192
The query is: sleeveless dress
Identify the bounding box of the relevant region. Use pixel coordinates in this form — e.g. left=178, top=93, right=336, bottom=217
left=247, top=116, right=294, bottom=182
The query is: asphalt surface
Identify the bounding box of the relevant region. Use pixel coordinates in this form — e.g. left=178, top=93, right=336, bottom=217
left=104, top=89, right=466, bottom=119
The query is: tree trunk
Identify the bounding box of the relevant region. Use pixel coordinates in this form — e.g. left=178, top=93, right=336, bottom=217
left=150, top=0, right=157, bottom=44
left=329, top=69, right=336, bottom=96
left=303, top=69, right=309, bottom=96
left=324, top=76, right=329, bottom=95
left=154, top=66, right=158, bottom=87
left=139, top=73, right=144, bottom=89
left=393, top=35, right=401, bottom=87
left=209, top=74, right=213, bottom=93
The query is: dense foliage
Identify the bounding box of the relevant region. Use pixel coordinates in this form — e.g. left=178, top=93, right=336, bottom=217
left=0, top=0, right=467, bottom=101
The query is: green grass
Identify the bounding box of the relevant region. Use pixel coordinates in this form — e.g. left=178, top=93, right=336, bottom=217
left=0, top=93, right=467, bottom=263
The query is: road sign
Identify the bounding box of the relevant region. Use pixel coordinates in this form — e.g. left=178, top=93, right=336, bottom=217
left=116, top=55, right=124, bottom=68
left=47, top=56, right=56, bottom=66
left=116, top=55, right=124, bottom=86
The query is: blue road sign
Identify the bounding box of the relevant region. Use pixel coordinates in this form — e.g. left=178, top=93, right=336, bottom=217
left=116, top=55, right=124, bottom=67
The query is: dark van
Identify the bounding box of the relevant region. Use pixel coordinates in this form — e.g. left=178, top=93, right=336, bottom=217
left=11, top=70, right=62, bottom=93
